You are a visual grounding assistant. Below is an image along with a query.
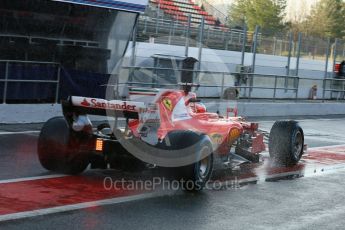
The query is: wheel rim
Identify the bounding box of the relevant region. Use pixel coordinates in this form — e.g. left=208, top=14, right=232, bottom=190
left=293, top=131, right=303, bottom=159
left=198, top=147, right=211, bottom=179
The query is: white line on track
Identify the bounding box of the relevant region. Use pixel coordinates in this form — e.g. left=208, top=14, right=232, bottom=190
left=309, top=144, right=345, bottom=150
left=304, top=136, right=345, bottom=143
left=0, top=174, right=66, bottom=184
left=0, top=131, right=40, bottom=135
left=0, top=191, right=174, bottom=222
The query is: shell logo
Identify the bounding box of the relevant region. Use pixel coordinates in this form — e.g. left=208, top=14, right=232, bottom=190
left=228, top=128, right=241, bottom=143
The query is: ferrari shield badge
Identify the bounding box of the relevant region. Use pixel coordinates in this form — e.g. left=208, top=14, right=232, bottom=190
left=163, top=98, right=173, bottom=111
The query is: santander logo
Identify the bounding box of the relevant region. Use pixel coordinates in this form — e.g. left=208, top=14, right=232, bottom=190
left=79, top=98, right=137, bottom=111
left=81, top=98, right=91, bottom=107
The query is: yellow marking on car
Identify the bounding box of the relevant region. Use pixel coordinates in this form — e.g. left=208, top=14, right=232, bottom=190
left=228, top=128, right=241, bottom=143
left=210, top=133, right=223, bottom=145
left=163, top=98, right=173, bottom=111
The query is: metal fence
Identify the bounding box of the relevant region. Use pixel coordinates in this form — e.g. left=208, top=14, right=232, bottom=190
left=1, top=61, right=344, bottom=104
left=120, top=66, right=345, bottom=101
left=2, top=15, right=345, bottom=104
left=135, top=15, right=345, bottom=79
left=137, top=17, right=250, bottom=51
left=0, top=60, right=60, bottom=104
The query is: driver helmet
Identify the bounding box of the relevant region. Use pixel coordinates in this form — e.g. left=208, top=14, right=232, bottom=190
left=194, top=102, right=207, bottom=113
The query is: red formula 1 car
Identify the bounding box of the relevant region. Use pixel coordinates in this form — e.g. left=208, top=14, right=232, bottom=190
left=38, top=86, right=305, bottom=190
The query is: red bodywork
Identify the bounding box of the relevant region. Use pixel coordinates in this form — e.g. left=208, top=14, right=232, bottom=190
left=128, top=90, right=266, bottom=155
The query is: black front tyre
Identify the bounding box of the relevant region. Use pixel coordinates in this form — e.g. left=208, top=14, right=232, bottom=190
left=269, top=120, right=304, bottom=166
left=37, top=117, right=89, bottom=174
left=181, top=147, right=214, bottom=191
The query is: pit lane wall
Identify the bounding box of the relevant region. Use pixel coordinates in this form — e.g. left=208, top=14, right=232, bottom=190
left=1, top=102, right=345, bottom=123
left=126, top=42, right=339, bottom=99
left=1, top=42, right=344, bottom=123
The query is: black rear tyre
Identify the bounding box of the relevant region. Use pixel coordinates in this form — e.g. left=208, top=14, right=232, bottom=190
left=160, top=131, right=214, bottom=191
left=37, top=117, right=89, bottom=174
left=269, top=120, right=304, bottom=166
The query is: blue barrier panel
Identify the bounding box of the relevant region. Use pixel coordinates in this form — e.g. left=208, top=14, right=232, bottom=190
left=0, top=82, right=3, bottom=103
left=8, top=63, right=58, bottom=80
left=59, top=68, right=110, bottom=100
left=0, top=63, right=5, bottom=79
left=2, top=65, right=109, bottom=103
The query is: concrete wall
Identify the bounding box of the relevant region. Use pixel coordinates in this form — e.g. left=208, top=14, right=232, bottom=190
left=0, top=104, right=62, bottom=124
left=206, top=101, right=345, bottom=117
left=1, top=102, right=344, bottom=123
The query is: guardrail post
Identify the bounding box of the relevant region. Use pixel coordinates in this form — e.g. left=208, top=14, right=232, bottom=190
left=286, top=32, right=293, bottom=76
left=155, top=3, right=160, bottom=34
left=185, top=14, right=192, bottom=57
left=3, top=62, right=9, bottom=104
left=295, top=33, right=302, bottom=76
left=220, top=72, right=225, bottom=98
left=273, top=37, right=276, bottom=55
left=322, top=78, right=326, bottom=101
left=197, top=17, right=205, bottom=70
left=248, top=74, right=253, bottom=100
left=324, top=37, right=331, bottom=79
left=143, top=17, right=147, bottom=34
left=332, top=38, right=339, bottom=78
left=295, top=77, right=299, bottom=100
left=273, top=75, right=278, bottom=100
left=131, top=24, right=137, bottom=66
left=168, top=20, right=173, bottom=45
left=55, top=65, right=61, bottom=104
left=285, top=32, right=293, bottom=93
left=241, top=26, right=247, bottom=66
left=331, top=78, right=335, bottom=99
left=225, top=31, right=229, bottom=50
left=251, top=25, right=259, bottom=74
left=172, top=18, right=177, bottom=37
left=206, top=27, right=210, bottom=46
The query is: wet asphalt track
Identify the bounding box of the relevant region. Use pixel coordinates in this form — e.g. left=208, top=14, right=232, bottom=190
left=1, top=117, right=345, bottom=230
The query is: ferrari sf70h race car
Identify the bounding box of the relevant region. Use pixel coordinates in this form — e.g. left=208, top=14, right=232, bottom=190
left=37, top=86, right=305, bottom=191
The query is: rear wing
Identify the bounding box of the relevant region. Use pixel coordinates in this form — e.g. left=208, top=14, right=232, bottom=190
left=62, top=96, right=146, bottom=119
